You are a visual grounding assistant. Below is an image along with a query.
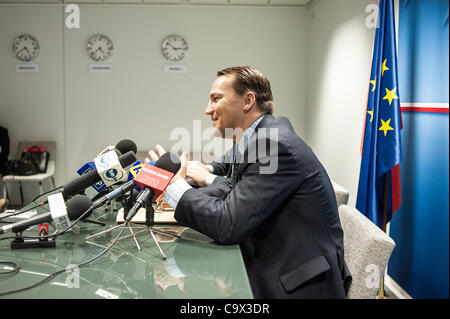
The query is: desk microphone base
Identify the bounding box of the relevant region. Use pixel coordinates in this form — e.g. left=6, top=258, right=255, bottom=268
left=11, top=231, right=56, bottom=249
left=85, top=222, right=177, bottom=260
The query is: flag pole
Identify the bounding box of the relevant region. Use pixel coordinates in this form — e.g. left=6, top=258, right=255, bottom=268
left=377, top=172, right=389, bottom=299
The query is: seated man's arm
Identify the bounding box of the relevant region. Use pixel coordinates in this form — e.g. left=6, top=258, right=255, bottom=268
left=175, top=143, right=302, bottom=245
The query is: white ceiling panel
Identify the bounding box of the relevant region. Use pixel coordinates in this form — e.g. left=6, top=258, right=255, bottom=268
left=0, top=0, right=61, bottom=3
left=141, top=0, right=188, bottom=3
left=269, top=0, right=312, bottom=6
left=190, top=0, right=229, bottom=4
left=229, top=0, right=268, bottom=5
left=104, top=0, right=144, bottom=3
left=63, top=0, right=105, bottom=3
left=0, top=0, right=313, bottom=5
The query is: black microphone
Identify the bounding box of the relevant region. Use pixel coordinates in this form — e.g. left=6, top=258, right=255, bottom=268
left=62, top=151, right=137, bottom=199
left=91, top=180, right=136, bottom=210
left=97, top=139, right=137, bottom=157
left=126, top=153, right=181, bottom=222
left=0, top=195, right=92, bottom=235
left=115, top=139, right=137, bottom=156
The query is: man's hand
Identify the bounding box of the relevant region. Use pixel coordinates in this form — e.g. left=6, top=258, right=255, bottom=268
left=186, top=161, right=211, bottom=187
left=145, top=145, right=166, bottom=163
left=170, top=152, right=188, bottom=184
left=147, top=144, right=188, bottom=184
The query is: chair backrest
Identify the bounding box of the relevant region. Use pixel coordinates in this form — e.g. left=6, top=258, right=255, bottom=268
left=338, top=205, right=396, bottom=299
left=331, top=179, right=350, bottom=207
left=16, top=141, right=56, bottom=161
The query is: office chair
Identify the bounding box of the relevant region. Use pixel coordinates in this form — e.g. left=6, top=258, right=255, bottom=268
left=331, top=179, right=350, bottom=207
left=2, top=141, right=56, bottom=207
left=338, top=205, right=396, bottom=299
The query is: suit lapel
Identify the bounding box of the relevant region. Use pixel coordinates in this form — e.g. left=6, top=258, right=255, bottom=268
left=234, top=113, right=275, bottom=183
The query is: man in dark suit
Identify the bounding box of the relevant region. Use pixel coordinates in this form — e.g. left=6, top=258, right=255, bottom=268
left=162, top=66, right=351, bottom=298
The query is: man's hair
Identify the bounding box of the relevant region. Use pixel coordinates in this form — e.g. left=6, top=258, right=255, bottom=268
left=217, top=66, right=274, bottom=114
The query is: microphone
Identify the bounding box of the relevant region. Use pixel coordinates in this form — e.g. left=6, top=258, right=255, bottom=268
left=0, top=194, right=92, bottom=235
left=77, top=162, right=107, bottom=193
left=126, top=153, right=181, bottom=222
left=62, top=151, right=137, bottom=199
left=97, top=139, right=137, bottom=158
left=76, top=139, right=138, bottom=193
left=115, top=139, right=137, bottom=156
left=91, top=180, right=136, bottom=210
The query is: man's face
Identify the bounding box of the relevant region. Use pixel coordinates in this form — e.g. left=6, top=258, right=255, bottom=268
left=205, top=74, right=245, bottom=138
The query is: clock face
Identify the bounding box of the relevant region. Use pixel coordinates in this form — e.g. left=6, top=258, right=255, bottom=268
left=13, top=35, right=39, bottom=62
left=86, top=34, right=114, bottom=62
left=161, top=35, right=189, bottom=62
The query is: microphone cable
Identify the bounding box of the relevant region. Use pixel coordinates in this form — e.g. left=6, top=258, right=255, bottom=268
left=0, top=184, right=62, bottom=223
left=0, top=204, right=95, bottom=241
left=0, top=201, right=48, bottom=223
left=0, top=220, right=129, bottom=297
left=30, top=185, right=63, bottom=204
left=0, top=260, right=19, bottom=275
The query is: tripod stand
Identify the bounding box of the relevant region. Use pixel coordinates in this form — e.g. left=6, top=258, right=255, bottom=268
left=85, top=192, right=178, bottom=260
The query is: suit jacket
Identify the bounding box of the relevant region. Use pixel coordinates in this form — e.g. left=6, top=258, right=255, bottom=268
left=175, top=114, right=352, bottom=298
left=210, top=148, right=233, bottom=182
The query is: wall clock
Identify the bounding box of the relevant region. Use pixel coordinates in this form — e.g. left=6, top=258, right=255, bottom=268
left=161, top=34, right=189, bottom=62
left=86, top=34, right=114, bottom=62
left=13, top=34, right=39, bottom=62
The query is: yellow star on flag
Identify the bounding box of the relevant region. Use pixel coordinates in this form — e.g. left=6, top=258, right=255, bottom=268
left=381, top=59, right=390, bottom=76
left=369, top=77, right=377, bottom=92
left=383, top=87, right=399, bottom=105
left=367, top=110, right=374, bottom=122
left=379, top=118, right=394, bottom=136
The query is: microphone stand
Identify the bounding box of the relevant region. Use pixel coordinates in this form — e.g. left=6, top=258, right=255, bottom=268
left=74, top=190, right=108, bottom=227
left=80, top=219, right=106, bottom=227
left=84, top=191, right=177, bottom=260
left=10, top=225, right=56, bottom=249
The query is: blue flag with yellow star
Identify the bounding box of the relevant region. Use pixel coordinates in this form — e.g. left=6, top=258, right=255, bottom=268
left=356, top=0, right=402, bottom=229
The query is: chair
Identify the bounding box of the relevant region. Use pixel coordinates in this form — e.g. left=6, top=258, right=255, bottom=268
left=2, top=141, right=56, bottom=207
left=331, top=179, right=350, bottom=207
left=338, top=205, right=396, bottom=299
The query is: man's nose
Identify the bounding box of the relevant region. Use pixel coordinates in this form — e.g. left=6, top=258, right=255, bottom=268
left=205, top=103, right=213, bottom=115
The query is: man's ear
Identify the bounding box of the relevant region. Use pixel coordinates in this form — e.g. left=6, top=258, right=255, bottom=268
left=242, top=91, right=256, bottom=113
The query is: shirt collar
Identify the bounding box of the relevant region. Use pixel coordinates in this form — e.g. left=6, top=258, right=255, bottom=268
left=235, top=114, right=266, bottom=157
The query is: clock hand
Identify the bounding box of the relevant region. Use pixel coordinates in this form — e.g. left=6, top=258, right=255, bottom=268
left=18, top=47, right=31, bottom=55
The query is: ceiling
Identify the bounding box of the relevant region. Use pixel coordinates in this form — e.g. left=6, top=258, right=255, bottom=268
left=0, top=0, right=315, bottom=6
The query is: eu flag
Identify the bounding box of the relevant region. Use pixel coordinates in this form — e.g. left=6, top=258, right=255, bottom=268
left=356, top=0, right=402, bottom=230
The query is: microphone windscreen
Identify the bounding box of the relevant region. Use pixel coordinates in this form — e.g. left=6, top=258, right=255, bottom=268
left=66, top=194, right=93, bottom=220
left=116, top=139, right=137, bottom=156
left=155, top=153, right=181, bottom=174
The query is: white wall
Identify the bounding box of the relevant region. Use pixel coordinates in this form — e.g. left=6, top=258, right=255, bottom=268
left=306, top=0, right=375, bottom=206
left=0, top=4, right=66, bottom=203
left=64, top=4, right=309, bottom=177
left=1, top=3, right=309, bottom=194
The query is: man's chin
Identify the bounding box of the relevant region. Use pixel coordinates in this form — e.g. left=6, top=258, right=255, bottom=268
left=212, top=127, right=223, bottom=138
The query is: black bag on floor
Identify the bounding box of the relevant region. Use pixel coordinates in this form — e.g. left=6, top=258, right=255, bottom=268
left=11, top=145, right=49, bottom=176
